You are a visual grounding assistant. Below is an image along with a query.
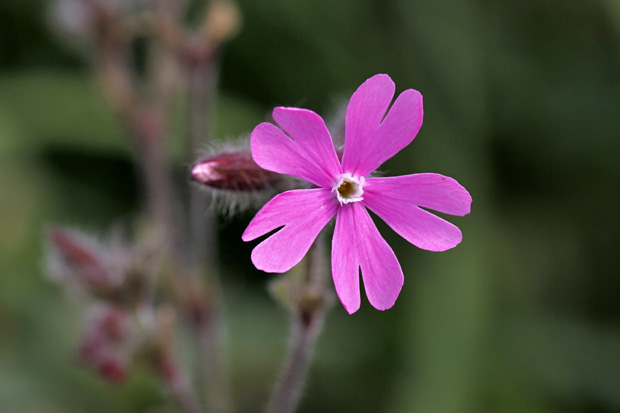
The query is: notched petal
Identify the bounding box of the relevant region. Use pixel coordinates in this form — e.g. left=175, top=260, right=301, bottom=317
left=250, top=107, right=341, bottom=188
left=342, top=74, right=424, bottom=176
left=243, top=189, right=338, bottom=273
left=363, top=175, right=470, bottom=251
left=331, top=203, right=403, bottom=313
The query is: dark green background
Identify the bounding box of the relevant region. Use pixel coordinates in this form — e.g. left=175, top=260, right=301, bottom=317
left=2, top=0, right=620, bottom=411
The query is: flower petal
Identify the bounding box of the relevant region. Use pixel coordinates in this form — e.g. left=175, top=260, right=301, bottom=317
left=341, top=74, right=423, bottom=177
left=363, top=175, right=470, bottom=251
left=332, top=203, right=404, bottom=313
left=242, top=188, right=338, bottom=273
left=251, top=107, right=341, bottom=188
left=331, top=205, right=361, bottom=314
left=365, top=174, right=472, bottom=216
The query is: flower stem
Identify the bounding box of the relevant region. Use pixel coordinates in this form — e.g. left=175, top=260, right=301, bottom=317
left=184, top=45, right=230, bottom=412
left=267, top=308, right=326, bottom=413
left=187, top=49, right=220, bottom=271
left=267, top=234, right=332, bottom=413
left=133, top=109, right=177, bottom=242
left=154, top=347, right=204, bottom=413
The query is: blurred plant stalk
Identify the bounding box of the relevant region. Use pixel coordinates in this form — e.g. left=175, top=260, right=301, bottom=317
left=49, top=0, right=241, bottom=411
left=266, top=232, right=334, bottom=413
left=49, top=0, right=335, bottom=411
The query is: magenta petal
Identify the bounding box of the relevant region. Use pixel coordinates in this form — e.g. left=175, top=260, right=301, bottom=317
left=363, top=176, right=469, bottom=251
left=332, top=203, right=404, bottom=312
left=251, top=107, right=341, bottom=188
left=342, top=74, right=423, bottom=177
left=332, top=206, right=361, bottom=314
left=365, top=174, right=472, bottom=216
left=242, top=188, right=338, bottom=273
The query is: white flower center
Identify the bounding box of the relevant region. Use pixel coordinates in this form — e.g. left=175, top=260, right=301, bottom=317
left=333, top=173, right=364, bottom=205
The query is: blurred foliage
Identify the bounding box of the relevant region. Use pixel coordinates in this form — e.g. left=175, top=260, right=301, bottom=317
left=1, top=0, right=620, bottom=412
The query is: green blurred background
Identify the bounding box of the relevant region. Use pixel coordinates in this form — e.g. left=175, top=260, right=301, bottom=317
left=2, top=0, right=620, bottom=412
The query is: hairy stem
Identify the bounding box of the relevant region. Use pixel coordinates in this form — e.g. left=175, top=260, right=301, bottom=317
left=154, top=348, right=204, bottom=413
left=185, top=47, right=230, bottom=412
left=133, top=109, right=177, bottom=243
left=267, top=234, right=332, bottom=413
left=187, top=51, right=219, bottom=271
left=267, top=308, right=326, bottom=413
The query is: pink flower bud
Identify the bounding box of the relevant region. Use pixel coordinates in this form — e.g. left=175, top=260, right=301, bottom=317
left=78, top=305, right=132, bottom=383
left=46, top=228, right=114, bottom=293
left=192, top=151, right=281, bottom=191
left=96, top=305, right=129, bottom=343
left=98, top=357, right=128, bottom=383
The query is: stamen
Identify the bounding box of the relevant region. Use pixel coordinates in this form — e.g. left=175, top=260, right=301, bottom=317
left=337, top=181, right=355, bottom=197
left=333, top=173, right=364, bottom=205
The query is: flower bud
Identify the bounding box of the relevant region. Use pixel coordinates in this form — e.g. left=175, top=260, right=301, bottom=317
left=78, top=305, right=133, bottom=383
left=46, top=228, right=118, bottom=294
left=192, top=150, right=281, bottom=192
left=268, top=265, right=333, bottom=315
left=98, top=357, right=129, bottom=383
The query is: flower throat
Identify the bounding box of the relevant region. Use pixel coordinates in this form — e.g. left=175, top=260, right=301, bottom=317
left=333, top=173, right=364, bottom=205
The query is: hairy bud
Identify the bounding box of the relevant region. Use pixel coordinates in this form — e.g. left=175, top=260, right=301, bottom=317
left=191, top=148, right=295, bottom=215
left=46, top=228, right=119, bottom=294
left=78, top=305, right=133, bottom=383
left=45, top=227, right=150, bottom=305
left=98, top=358, right=129, bottom=383
left=192, top=150, right=282, bottom=191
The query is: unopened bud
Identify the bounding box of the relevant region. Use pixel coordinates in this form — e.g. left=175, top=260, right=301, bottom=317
left=192, top=151, right=281, bottom=191
left=99, top=357, right=129, bottom=383
left=84, top=305, right=131, bottom=347
left=45, top=227, right=152, bottom=304
left=46, top=228, right=117, bottom=293
left=268, top=259, right=334, bottom=315
left=78, top=304, right=133, bottom=383
left=97, top=305, right=129, bottom=343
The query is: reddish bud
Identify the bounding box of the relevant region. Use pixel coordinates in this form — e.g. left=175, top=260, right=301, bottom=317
left=46, top=228, right=115, bottom=293
left=192, top=151, right=281, bottom=191
left=79, top=339, right=128, bottom=383
left=99, top=357, right=128, bottom=383
left=45, top=227, right=150, bottom=304
left=78, top=305, right=132, bottom=383
left=96, top=305, right=129, bottom=343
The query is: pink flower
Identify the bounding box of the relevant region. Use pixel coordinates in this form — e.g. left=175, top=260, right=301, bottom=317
left=242, top=74, right=472, bottom=314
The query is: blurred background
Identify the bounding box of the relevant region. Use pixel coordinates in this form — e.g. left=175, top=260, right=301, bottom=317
left=2, top=0, right=620, bottom=412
